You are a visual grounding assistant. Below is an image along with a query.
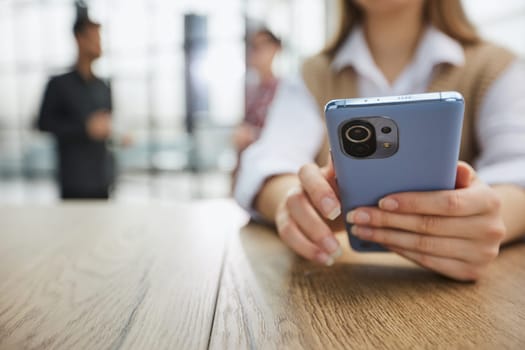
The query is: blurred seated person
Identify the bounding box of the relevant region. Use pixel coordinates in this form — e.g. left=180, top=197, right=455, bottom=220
left=233, top=28, right=282, bottom=153
left=38, top=12, right=116, bottom=199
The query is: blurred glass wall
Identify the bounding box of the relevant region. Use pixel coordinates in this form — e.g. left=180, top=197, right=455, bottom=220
left=0, top=0, right=523, bottom=203
left=0, top=0, right=330, bottom=202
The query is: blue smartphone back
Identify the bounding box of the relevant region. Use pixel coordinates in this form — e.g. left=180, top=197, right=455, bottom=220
left=325, top=92, right=464, bottom=252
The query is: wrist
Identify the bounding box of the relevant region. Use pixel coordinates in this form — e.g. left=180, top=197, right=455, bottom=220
left=254, top=174, right=299, bottom=223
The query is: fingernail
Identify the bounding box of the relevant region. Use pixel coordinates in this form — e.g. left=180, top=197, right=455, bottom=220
left=327, top=207, right=341, bottom=221
left=316, top=252, right=335, bottom=266
left=331, top=246, right=343, bottom=259
left=346, top=210, right=370, bottom=224
left=379, top=198, right=398, bottom=211
left=286, top=186, right=302, bottom=197
left=351, top=225, right=373, bottom=239
left=275, top=211, right=288, bottom=227
left=321, top=197, right=340, bottom=220
left=322, top=236, right=340, bottom=254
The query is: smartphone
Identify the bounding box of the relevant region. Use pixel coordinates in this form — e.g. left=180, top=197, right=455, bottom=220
left=325, top=91, right=464, bottom=252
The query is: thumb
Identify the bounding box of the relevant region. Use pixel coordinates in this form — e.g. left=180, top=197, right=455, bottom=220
left=455, top=161, right=476, bottom=189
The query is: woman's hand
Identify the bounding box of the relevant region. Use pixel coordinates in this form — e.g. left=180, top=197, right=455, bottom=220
left=347, top=161, right=506, bottom=281
left=275, top=161, right=344, bottom=266
left=276, top=160, right=505, bottom=281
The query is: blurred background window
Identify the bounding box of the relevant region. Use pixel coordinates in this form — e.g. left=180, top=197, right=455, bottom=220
left=0, top=0, right=523, bottom=203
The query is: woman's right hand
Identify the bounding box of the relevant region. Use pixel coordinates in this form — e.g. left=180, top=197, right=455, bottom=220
left=275, top=161, right=344, bottom=266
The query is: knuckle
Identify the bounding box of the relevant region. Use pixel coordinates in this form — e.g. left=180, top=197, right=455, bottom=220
left=401, top=196, right=416, bottom=211
left=367, top=209, right=384, bottom=227
left=286, top=191, right=304, bottom=207
left=367, top=228, right=380, bottom=242
left=297, top=164, right=308, bottom=178
left=278, top=220, right=294, bottom=239
left=313, top=230, right=332, bottom=245
left=484, top=222, right=506, bottom=242
left=414, top=235, right=435, bottom=253
left=419, top=215, right=439, bottom=234
left=307, top=222, right=332, bottom=243
left=298, top=164, right=330, bottom=201
left=298, top=163, right=316, bottom=180
left=310, top=186, right=329, bottom=203
left=368, top=210, right=394, bottom=229
left=479, top=245, right=500, bottom=262
left=446, top=192, right=462, bottom=213
left=376, top=211, right=391, bottom=227
left=462, top=266, right=484, bottom=281
left=416, top=252, right=432, bottom=266
left=380, top=230, right=402, bottom=246
left=488, top=192, right=502, bottom=211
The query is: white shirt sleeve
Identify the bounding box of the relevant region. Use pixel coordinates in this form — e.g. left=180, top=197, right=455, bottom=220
left=474, top=59, right=525, bottom=188
left=234, top=74, right=325, bottom=212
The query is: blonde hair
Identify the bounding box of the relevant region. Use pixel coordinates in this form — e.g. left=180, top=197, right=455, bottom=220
left=323, top=0, right=480, bottom=58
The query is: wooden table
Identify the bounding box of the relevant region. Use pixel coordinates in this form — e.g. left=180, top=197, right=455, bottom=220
left=1, top=201, right=524, bottom=349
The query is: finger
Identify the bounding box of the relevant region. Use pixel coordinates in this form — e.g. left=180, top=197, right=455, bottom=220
left=455, top=161, right=476, bottom=189
left=346, top=207, right=498, bottom=240
left=276, top=209, right=336, bottom=266
left=320, top=157, right=338, bottom=191
left=298, top=163, right=341, bottom=220
left=286, top=190, right=342, bottom=257
left=387, top=246, right=484, bottom=282
left=320, top=154, right=335, bottom=179
left=378, top=182, right=498, bottom=217
left=351, top=225, right=486, bottom=263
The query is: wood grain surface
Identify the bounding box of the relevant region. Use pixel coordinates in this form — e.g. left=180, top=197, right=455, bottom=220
left=210, top=223, right=525, bottom=350
left=0, top=201, right=247, bottom=350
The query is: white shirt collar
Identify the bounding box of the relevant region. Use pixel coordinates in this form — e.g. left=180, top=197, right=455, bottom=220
left=331, top=25, right=465, bottom=74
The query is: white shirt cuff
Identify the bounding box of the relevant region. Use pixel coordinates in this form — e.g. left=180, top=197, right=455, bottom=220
left=477, top=159, right=525, bottom=188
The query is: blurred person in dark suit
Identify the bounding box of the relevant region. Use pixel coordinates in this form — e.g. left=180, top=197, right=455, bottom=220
left=38, top=12, right=114, bottom=199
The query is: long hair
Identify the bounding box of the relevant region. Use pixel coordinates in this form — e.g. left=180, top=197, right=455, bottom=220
left=323, top=0, right=480, bottom=58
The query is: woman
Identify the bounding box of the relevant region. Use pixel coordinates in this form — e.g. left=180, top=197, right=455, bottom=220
left=233, top=28, right=282, bottom=153
left=234, top=0, right=525, bottom=281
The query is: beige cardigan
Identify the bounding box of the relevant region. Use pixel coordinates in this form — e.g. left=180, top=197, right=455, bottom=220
left=301, top=42, right=516, bottom=166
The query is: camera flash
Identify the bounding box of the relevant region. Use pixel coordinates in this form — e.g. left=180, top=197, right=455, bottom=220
left=383, top=142, right=392, bottom=148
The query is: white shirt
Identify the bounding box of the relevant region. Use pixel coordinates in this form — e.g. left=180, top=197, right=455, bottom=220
left=234, top=26, right=525, bottom=212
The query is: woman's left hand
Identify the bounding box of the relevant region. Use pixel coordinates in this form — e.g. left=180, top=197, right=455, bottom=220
left=346, top=161, right=506, bottom=281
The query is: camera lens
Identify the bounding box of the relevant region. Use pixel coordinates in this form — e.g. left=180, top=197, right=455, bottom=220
left=346, top=125, right=372, bottom=143
left=341, top=120, right=376, bottom=158
left=381, top=126, right=392, bottom=134
left=352, top=143, right=370, bottom=156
